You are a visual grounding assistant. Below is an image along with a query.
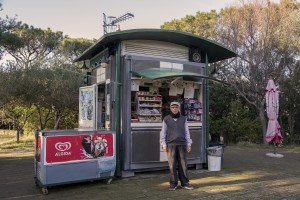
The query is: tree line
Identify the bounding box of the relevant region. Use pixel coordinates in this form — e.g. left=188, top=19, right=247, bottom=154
left=161, top=0, right=300, bottom=144
left=1, top=0, right=300, bottom=144
left=0, top=3, right=95, bottom=142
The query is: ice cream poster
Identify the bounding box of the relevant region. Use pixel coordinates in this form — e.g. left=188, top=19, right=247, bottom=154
left=45, top=133, right=114, bottom=164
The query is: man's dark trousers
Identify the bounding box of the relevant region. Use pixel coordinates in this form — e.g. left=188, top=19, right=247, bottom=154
left=167, top=144, right=189, bottom=186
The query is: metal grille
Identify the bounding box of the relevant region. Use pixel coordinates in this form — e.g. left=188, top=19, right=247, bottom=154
left=123, top=41, right=189, bottom=61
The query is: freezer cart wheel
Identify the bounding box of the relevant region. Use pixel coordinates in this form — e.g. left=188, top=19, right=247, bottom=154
left=34, top=177, right=41, bottom=188
left=106, top=178, right=113, bottom=185
left=41, top=187, right=48, bottom=195
left=35, top=181, right=39, bottom=187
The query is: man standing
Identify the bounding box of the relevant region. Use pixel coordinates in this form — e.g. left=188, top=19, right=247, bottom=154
left=160, top=101, right=194, bottom=191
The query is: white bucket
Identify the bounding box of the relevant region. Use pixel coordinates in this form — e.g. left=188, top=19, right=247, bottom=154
left=208, top=155, right=221, bottom=171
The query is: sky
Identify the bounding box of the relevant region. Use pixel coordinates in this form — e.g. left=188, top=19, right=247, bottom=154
left=0, top=0, right=283, bottom=40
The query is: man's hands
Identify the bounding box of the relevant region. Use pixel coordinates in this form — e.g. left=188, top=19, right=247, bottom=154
left=187, top=145, right=191, bottom=153
left=162, top=145, right=192, bottom=153
left=162, top=145, right=167, bottom=152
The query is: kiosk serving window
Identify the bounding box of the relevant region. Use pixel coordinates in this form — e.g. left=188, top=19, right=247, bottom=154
left=130, top=57, right=204, bottom=124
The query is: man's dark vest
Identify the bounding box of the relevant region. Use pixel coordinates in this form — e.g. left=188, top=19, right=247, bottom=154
left=164, top=115, right=186, bottom=145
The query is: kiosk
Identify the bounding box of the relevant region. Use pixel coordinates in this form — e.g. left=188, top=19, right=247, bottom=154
left=74, top=29, right=236, bottom=177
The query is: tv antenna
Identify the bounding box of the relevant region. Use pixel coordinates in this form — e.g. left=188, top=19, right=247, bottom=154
left=103, top=12, right=134, bottom=35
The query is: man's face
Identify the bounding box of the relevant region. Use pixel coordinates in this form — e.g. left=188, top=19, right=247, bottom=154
left=170, top=105, right=179, bottom=114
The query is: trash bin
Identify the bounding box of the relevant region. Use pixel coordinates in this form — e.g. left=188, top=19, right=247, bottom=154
left=206, top=146, right=223, bottom=171
left=209, top=142, right=225, bottom=165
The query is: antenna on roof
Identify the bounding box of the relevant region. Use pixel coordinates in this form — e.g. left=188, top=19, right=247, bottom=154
left=103, top=12, right=134, bottom=35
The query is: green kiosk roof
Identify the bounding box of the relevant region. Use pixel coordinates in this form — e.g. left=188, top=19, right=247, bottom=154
left=74, top=29, right=237, bottom=63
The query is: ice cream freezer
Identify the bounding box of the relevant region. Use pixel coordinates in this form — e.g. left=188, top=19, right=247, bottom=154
left=34, top=130, right=116, bottom=194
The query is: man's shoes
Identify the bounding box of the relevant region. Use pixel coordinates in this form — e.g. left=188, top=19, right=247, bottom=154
left=169, top=184, right=177, bottom=191
left=181, top=183, right=194, bottom=190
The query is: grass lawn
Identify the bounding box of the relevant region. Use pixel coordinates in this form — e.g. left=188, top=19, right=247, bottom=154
left=0, top=129, right=34, bottom=156
left=235, top=140, right=300, bottom=152
left=0, top=130, right=16, bottom=142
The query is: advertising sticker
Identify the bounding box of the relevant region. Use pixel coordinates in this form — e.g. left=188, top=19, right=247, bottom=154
left=45, top=133, right=113, bottom=164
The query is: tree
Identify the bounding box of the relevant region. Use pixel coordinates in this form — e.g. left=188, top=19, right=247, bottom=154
left=218, top=0, right=300, bottom=142
left=161, top=0, right=300, bottom=143
left=31, top=65, right=83, bottom=130
left=2, top=23, right=63, bottom=68
left=0, top=22, right=93, bottom=139
left=278, top=2, right=300, bottom=139
left=0, top=3, right=20, bottom=60
left=3, top=99, right=33, bottom=142
left=27, top=37, right=93, bottom=130
left=45, top=38, right=94, bottom=129
left=279, top=60, right=300, bottom=139
left=58, top=37, right=95, bottom=62
left=0, top=63, right=35, bottom=142
left=161, top=10, right=219, bottom=39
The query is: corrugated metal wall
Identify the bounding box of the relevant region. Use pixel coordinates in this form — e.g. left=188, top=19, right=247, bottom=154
left=123, top=40, right=189, bottom=61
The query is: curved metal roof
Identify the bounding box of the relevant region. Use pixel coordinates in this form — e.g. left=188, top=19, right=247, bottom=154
left=74, top=29, right=237, bottom=63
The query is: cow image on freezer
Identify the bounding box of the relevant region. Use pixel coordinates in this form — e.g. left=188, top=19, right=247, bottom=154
left=81, top=136, right=107, bottom=158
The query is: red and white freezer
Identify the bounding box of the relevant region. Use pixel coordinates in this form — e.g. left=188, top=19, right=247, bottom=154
left=34, top=130, right=116, bottom=194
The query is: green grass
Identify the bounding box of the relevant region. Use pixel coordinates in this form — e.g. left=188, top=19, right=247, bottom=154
left=0, top=130, right=15, bottom=142
left=233, top=141, right=300, bottom=152
left=0, top=137, right=34, bottom=150
left=0, top=130, right=34, bottom=152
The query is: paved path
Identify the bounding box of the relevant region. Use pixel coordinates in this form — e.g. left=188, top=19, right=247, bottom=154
left=0, top=146, right=299, bottom=199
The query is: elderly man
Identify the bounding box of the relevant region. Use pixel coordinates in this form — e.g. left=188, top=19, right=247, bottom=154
left=160, top=101, right=194, bottom=191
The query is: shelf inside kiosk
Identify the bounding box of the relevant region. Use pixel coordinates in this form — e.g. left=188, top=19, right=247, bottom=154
left=130, top=78, right=203, bottom=125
